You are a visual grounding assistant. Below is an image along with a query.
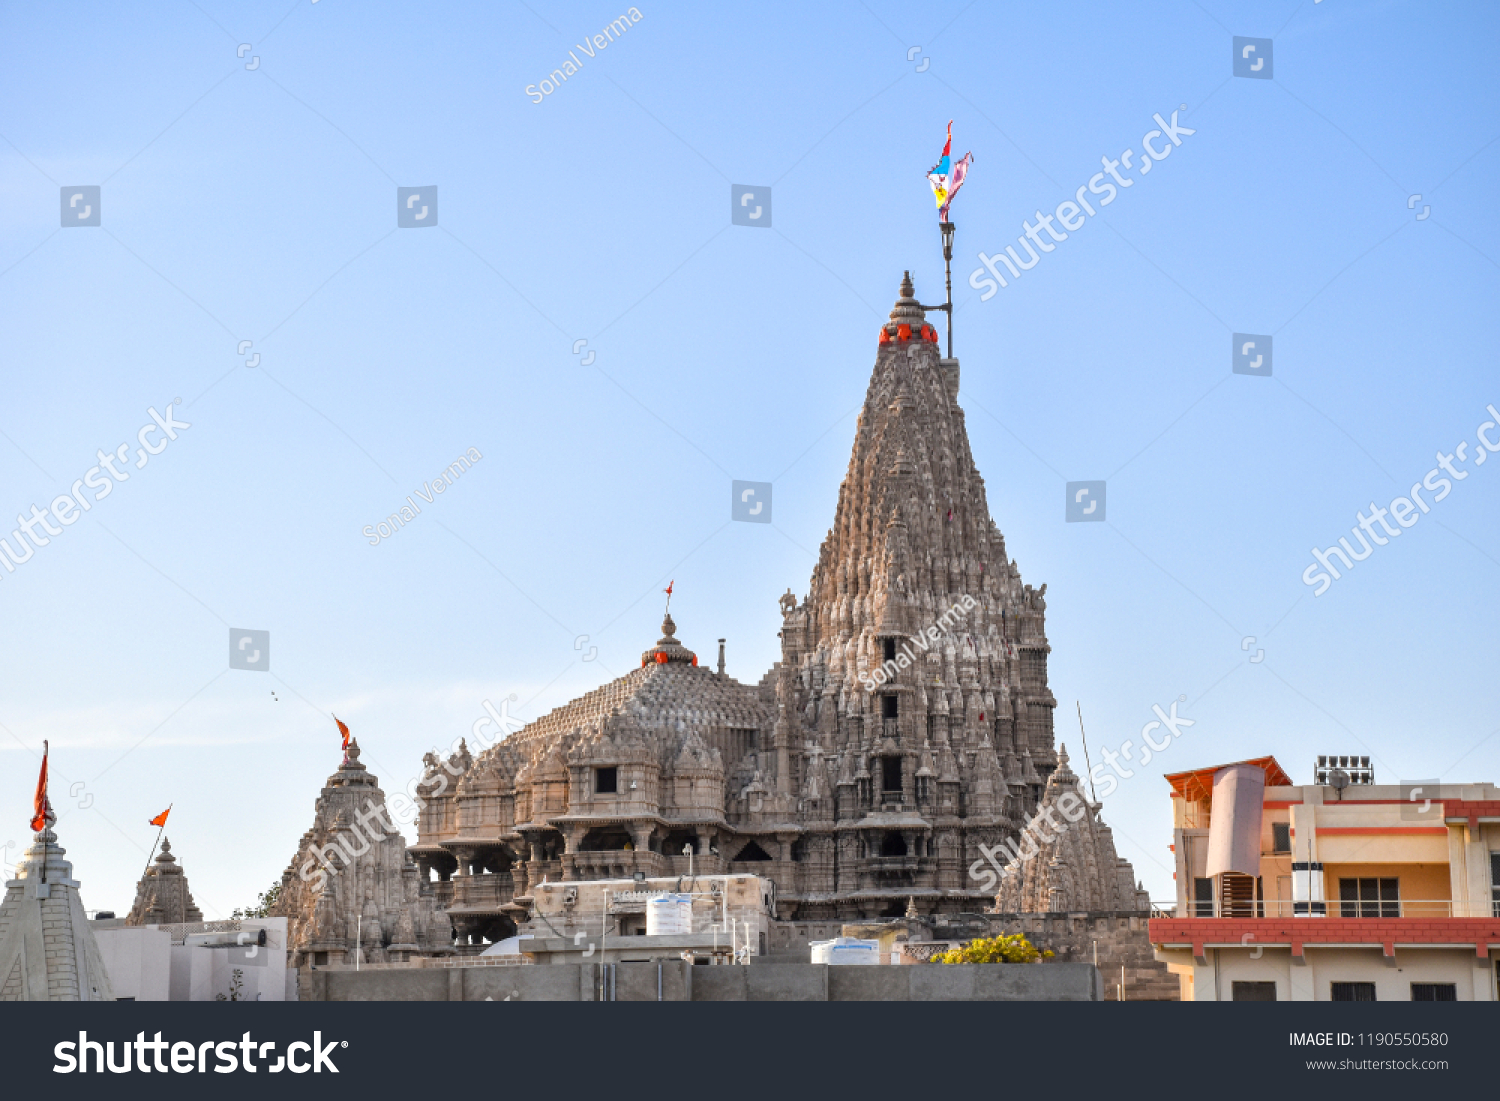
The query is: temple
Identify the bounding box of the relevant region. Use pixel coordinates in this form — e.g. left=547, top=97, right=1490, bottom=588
left=388, top=273, right=1146, bottom=948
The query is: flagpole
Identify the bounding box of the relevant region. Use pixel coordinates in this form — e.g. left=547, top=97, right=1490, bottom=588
left=141, top=804, right=172, bottom=883
left=922, top=220, right=958, bottom=359
left=941, top=219, right=955, bottom=358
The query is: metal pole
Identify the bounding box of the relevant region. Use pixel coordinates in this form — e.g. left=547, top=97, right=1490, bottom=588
left=356, top=915, right=361, bottom=971
left=943, top=221, right=954, bottom=358
left=1076, top=703, right=1098, bottom=803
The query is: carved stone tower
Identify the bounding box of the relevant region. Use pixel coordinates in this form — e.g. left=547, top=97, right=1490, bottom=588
left=125, top=838, right=204, bottom=926
left=771, top=272, right=1059, bottom=919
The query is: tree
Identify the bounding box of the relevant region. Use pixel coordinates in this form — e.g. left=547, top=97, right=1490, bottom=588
left=231, top=881, right=281, bottom=920
left=928, top=933, right=1054, bottom=964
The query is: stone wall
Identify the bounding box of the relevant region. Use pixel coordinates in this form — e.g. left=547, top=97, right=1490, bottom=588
left=300, top=959, right=1104, bottom=1001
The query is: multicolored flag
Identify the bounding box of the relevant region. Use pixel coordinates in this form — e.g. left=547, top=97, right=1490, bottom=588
left=927, top=120, right=973, bottom=221
left=30, top=741, right=54, bottom=833
left=149, top=807, right=170, bottom=828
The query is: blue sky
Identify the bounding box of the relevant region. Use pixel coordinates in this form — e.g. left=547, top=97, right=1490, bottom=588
left=2, top=0, right=1496, bottom=916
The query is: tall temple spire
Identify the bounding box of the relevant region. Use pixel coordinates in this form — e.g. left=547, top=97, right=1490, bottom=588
left=772, top=271, right=1062, bottom=909
left=0, top=821, right=115, bottom=1000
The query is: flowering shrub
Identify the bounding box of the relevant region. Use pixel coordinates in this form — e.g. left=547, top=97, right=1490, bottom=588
left=928, top=933, right=1054, bottom=964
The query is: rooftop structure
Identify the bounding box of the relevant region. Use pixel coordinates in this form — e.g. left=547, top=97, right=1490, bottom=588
left=1151, top=755, right=1500, bottom=1001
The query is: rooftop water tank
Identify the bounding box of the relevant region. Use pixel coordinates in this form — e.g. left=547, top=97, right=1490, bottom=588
left=646, top=894, right=692, bottom=936
left=810, top=937, right=880, bottom=965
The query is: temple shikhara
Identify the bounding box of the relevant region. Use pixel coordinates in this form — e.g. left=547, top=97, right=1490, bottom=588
left=263, top=273, right=1148, bottom=968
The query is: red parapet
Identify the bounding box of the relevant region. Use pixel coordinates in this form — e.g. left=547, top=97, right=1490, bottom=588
left=1150, top=916, right=1500, bottom=958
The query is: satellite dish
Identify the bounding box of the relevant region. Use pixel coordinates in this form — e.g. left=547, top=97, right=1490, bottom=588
left=1329, top=768, right=1350, bottom=792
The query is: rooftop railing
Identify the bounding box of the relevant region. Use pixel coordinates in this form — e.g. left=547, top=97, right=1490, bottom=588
left=1161, top=899, right=1496, bottom=919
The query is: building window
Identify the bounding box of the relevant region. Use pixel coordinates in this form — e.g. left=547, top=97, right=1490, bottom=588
left=1221, top=872, right=1258, bottom=917
left=1232, top=981, right=1277, bottom=1001
left=595, top=767, right=618, bottom=794
left=882, top=694, right=898, bottom=719
left=882, top=638, right=897, bottom=662
left=1339, top=877, right=1398, bottom=918
left=881, top=831, right=907, bottom=857
left=1410, top=983, right=1457, bottom=1002
left=1194, top=877, right=1214, bottom=917
left=882, top=756, right=902, bottom=792
left=1331, top=982, right=1377, bottom=1002
left=1271, top=822, right=1291, bottom=854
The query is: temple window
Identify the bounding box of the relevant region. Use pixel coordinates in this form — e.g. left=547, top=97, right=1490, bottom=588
left=595, top=766, right=618, bottom=794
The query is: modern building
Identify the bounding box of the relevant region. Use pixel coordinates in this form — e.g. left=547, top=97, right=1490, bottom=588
left=406, top=272, right=1146, bottom=945
left=94, top=916, right=291, bottom=1001
left=1150, top=755, right=1500, bottom=1000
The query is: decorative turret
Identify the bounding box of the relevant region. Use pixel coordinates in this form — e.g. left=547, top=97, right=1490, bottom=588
left=640, top=613, right=698, bottom=666
left=125, top=837, right=204, bottom=926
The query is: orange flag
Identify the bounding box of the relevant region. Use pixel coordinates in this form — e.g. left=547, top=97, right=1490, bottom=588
left=30, top=741, right=53, bottom=833
left=149, top=808, right=170, bottom=827
left=333, top=714, right=350, bottom=750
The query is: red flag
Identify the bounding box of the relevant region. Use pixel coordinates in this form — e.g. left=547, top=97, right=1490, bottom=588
left=30, top=741, right=53, bottom=833
left=663, top=580, right=674, bottom=597
left=333, top=714, right=350, bottom=750
left=149, top=808, right=170, bottom=828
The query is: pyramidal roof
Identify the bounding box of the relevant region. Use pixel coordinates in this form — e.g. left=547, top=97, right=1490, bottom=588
left=125, top=837, right=204, bottom=926
left=0, top=825, right=115, bottom=1001
left=994, top=745, right=1148, bottom=913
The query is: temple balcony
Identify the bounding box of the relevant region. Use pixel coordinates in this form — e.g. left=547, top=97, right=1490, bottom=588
left=449, top=872, right=514, bottom=912
left=566, top=850, right=668, bottom=881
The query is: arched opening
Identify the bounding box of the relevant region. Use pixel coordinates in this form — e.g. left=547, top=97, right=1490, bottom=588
left=881, top=831, right=907, bottom=857
left=662, top=829, right=699, bottom=856
left=579, top=825, right=633, bottom=852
